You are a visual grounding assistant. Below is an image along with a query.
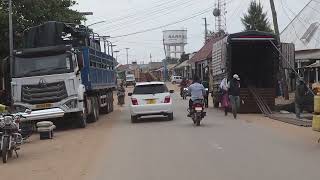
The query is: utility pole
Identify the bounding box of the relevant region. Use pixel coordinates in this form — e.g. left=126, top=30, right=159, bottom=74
left=126, top=48, right=130, bottom=65
left=203, top=17, right=208, bottom=43
left=269, top=0, right=289, bottom=99
left=8, top=0, right=13, bottom=64
left=269, top=0, right=280, bottom=41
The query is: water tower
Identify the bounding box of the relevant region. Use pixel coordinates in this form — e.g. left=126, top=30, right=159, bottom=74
left=163, top=30, right=187, bottom=59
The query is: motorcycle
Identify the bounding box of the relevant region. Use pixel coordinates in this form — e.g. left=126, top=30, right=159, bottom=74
left=0, top=114, right=24, bottom=163
left=181, top=88, right=189, bottom=100
left=188, top=99, right=206, bottom=126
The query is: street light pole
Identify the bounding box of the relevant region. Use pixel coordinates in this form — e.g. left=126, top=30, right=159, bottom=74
left=8, top=0, right=13, bottom=63
left=126, top=48, right=130, bottom=65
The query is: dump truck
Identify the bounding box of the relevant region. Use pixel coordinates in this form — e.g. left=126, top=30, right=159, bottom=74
left=211, top=31, right=294, bottom=113
left=10, top=21, right=116, bottom=127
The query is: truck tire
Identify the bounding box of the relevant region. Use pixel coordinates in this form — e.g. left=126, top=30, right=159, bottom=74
left=2, top=136, right=9, bottom=163
left=88, top=97, right=99, bottom=122
left=109, top=92, right=114, bottom=112
left=76, top=111, right=87, bottom=128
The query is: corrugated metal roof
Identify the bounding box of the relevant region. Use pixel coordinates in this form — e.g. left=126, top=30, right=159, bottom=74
left=281, top=0, right=320, bottom=51
left=188, top=36, right=223, bottom=63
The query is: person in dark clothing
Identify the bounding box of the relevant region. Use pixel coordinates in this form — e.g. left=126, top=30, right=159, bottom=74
left=180, top=77, right=188, bottom=97
left=228, top=74, right=241, bottom=119
left=202, top=81, right=209, bottom=108
left=295, top=79, right=306, bottom=119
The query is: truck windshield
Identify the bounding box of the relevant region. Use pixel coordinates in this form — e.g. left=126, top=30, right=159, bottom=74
left=126, top=76, right=135, bottom=81
left=13, top=53, right=73, bottom=78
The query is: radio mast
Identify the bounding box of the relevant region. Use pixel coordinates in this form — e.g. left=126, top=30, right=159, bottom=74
left=213, top=0, right=227, bottom=33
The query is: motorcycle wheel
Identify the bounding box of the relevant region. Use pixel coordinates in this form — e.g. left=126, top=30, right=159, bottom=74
left=2, top=136, right=9, bottom=163
left=196, top=119, right=200, bottom=126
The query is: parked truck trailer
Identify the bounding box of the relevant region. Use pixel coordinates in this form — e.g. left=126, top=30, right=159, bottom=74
left=211, top=31, right=294, bottom=113
left=11, top=22, right=116, bottom=127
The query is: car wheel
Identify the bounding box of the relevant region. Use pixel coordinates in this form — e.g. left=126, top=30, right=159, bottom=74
left=168, top=113, right=174, bottom=121
left=131, top=115, right=138, bottom=123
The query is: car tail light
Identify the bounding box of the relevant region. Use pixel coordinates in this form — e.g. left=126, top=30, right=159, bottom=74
left=164, top=96, right=171, bottom=103
left=131, top=98, right=138, bottom=105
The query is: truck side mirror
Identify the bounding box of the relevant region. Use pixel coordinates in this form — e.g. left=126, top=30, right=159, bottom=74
left=77, top=52, right=84, bottom=70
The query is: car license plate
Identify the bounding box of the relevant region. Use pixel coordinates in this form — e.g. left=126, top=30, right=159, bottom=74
left=195, top=107, right=203, bottom=111
left=36, top=103, right=52, bottom=109
left=146, top=99, right=156, bottom=104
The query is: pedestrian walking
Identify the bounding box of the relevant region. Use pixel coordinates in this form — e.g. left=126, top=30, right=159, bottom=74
left=228, top=74, right=241, bottom=119
left=219, top=77, right=229, bottom=116
left=295, top=79, right=306, bottom=119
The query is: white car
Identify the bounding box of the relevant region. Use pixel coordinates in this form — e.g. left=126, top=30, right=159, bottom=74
left=171, top=76, right=182, bottom=84
left=128, top=82, right=174, bottom=123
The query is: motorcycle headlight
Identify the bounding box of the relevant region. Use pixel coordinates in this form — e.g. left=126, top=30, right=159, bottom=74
left=63, top=99, right=78, bottom=109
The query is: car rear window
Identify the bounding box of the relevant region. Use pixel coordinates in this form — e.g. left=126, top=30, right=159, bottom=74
left=133, top=84, right=168, bottom=94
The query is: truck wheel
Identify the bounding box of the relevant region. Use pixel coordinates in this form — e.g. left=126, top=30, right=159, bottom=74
left=76, top=111, right=87, bottom=128
left=2, top=136, right=9, bottom=163
left=109, top=93, right=114, bottom=112
left=89, top=97, right=99, bottom=122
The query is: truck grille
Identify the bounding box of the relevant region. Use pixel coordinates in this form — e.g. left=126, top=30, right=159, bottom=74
left=21, top=82, right=68, bottom=104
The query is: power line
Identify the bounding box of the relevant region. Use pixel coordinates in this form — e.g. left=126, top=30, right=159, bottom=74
left=95, top=0, right=195, bottom=31
left=103, top=0, right=202, bottom=33
left=110, top=6, right=214, bottom=38
left=280, top=0, right=301, bottom=43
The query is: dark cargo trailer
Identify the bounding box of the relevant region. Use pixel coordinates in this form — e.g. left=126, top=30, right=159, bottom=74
left=211, top=31, right=284, bottom=113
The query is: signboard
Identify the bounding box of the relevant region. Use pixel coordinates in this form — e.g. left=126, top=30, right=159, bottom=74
left=163, top=30, right=187, bottom=45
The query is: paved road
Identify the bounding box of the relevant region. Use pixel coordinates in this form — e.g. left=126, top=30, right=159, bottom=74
left=90, top=89, right=320, bottom=180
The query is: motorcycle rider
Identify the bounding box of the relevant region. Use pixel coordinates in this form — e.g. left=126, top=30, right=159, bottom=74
left=187, top=76, right=205, bottom=117
left=117, top=82, right=126, bottom=106
left=180, top=77, right=188, bottom=97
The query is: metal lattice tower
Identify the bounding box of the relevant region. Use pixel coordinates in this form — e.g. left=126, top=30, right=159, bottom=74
left=213, top=0, right=227, bottom=33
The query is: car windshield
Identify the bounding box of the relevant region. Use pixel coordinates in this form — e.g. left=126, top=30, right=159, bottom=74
left=133, top=84, right=168, bottom=94
left=13, top=53, right=73, bottom=78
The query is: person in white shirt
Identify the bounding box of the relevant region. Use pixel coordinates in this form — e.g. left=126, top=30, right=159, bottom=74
left=219, top=77, right=229, bottom=116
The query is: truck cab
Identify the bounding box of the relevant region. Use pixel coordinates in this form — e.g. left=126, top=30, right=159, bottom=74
left=12, top=45, right=86, bottom=125
left=10, top=21, right=116, bottom=128
left=125, top=74, right=136, bottom=87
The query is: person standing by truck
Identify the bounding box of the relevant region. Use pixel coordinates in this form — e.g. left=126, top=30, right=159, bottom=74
left=295, top=79, right=306, bottom=119
left=220, top=77, right=229, bottom=116
left=228, top=74, right=241, bottom=119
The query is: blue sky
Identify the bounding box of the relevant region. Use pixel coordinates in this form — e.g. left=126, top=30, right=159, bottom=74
left=73, top=0, right=310, bottom=64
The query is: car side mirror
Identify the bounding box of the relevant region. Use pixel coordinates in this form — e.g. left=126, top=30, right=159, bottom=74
left=170, top=90, right=174, bottom=93
left=128, top=93, right=133, bottom=96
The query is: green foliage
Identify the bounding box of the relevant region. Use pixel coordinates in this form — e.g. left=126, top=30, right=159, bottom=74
left=241, top=1, right=273, bottom=32
left=0, top=0, right=85, bottom=58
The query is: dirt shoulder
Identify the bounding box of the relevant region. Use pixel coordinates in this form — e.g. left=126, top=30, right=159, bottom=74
left=0, top=107, right=118, bottom=180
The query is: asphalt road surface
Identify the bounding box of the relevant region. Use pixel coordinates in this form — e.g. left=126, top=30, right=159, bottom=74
left=1, top=86, right=320, bottom=180
left=91, top=88, right=320, bottom=180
